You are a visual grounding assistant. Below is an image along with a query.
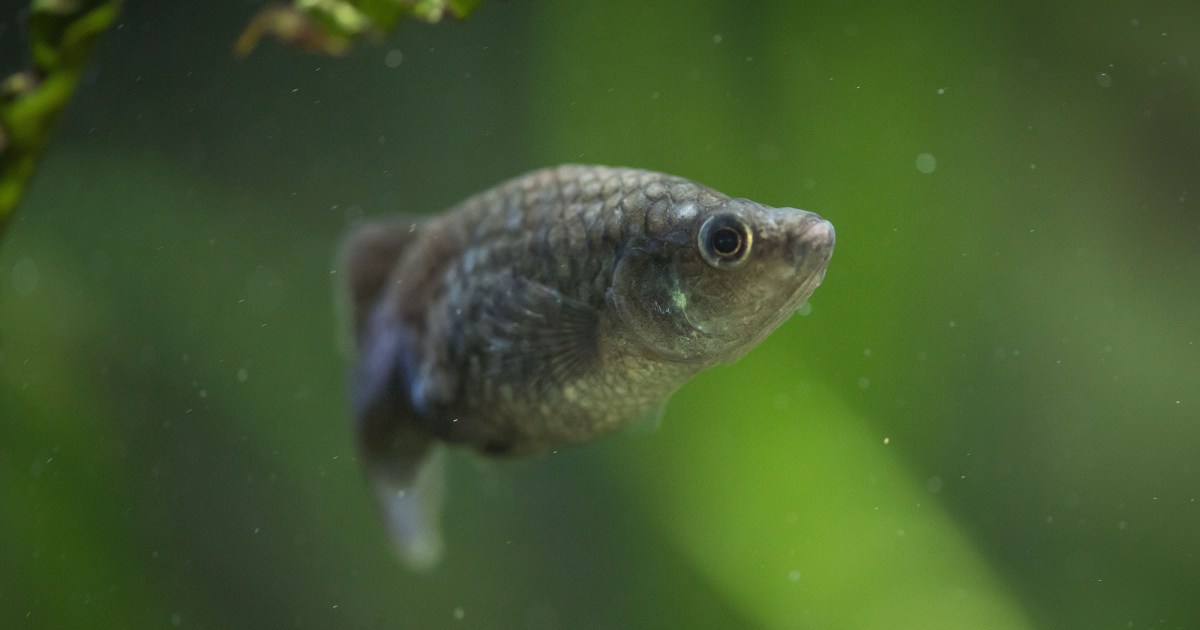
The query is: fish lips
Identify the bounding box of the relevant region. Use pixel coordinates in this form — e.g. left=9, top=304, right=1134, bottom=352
left=778, top=209, right=836, bottom=274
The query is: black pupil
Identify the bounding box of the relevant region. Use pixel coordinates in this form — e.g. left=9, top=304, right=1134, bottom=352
left=711, top=226, right=742, bottom=256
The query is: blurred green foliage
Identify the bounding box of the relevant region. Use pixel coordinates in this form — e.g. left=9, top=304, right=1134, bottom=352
left=0, top=0, right=121, bottom=235
left=2, top=1, right=1199, bottom=628
left=236, top=0, right=485, bottom=56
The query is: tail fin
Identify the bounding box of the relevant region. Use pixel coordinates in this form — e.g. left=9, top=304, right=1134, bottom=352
left=339, top=217, right=446, bottom=569
left=368, top=445, right=447, bottom=570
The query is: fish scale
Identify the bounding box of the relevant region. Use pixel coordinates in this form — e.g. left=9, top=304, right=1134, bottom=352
left=340, top=164, right=835, bottom=568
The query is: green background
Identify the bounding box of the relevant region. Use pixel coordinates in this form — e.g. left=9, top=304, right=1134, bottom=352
left=2, top=1, right=1198, bottom=628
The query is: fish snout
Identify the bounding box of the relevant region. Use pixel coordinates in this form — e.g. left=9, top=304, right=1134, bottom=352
left=779, top=211, right=835, bottom=269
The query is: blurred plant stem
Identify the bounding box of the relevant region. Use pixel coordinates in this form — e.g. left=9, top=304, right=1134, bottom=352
left=0, top=0, right=121, bottom=241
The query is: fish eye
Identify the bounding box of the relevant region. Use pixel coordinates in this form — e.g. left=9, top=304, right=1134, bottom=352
left=698, top=214, right=752, bottom=268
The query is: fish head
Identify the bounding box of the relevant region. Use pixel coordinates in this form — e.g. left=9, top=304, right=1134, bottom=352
left=610, top=197, right=835, bottom=365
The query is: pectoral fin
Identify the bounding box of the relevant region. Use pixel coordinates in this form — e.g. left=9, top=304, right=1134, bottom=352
left=479, top=275, right=600, bottom=391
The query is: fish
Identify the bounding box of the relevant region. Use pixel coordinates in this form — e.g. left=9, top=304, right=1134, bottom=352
left=339, top=165, right=835, bottom=569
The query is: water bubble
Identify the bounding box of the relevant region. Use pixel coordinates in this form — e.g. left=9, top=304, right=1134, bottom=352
left=384, top=49, right=404, bottom=68
left=916, top=153, right=937, bottom=174
left=1096, top=72, right=1113, bottom=88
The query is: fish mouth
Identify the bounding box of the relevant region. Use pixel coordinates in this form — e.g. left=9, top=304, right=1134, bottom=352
left=783, top=213, right=836, bottom=271
left=775, top=211, right=835, bottom=318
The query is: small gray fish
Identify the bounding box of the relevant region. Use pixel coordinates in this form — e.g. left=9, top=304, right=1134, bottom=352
left=340, top=165, right=834, bottom=568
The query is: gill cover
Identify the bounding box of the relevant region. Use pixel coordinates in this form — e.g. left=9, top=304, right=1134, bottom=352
left=609, top=226, right=757, bottom=364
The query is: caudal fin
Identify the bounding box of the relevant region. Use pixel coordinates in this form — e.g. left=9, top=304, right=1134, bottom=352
left=340, top=216, right=446, bottom=569
left=368, top=445, right=447, bottom=570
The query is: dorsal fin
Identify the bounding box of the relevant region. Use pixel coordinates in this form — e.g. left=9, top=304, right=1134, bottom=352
left=338, top=217, right=422, bottom=341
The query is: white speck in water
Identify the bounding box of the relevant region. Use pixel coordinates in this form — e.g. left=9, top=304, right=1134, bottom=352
left=384, top=49, right=404, bottom=67
left=788, top=570, right=801, bottom=582
left=453, top=607, right=465, bottom=621
left=927, top=476, right=944, bottom=493
left=1096, top=72, right=1113, bottom=88
left=1046, top=515, right=1054, bottom=524
left=796, top=302, right=813, bottom=316
left=896, top=529, right=906, bottom=538
left=1117, top=520, right=1127, bottom=530
left=11, top=258, right=39, bottom=296
left=171, top=613, right=181, bottom=626
left=712, top=34, right=723, bottom=44
left=935, top=87, right=946, bottom=95
left=883, top=437, right=890, bottom=445
left=863, top=348, right=873, bottom=357
left=236, top=368, right=249, bottom=383
left=857, top=377, right=870, bottom=390
left=916, top=152, right=937, bottom=174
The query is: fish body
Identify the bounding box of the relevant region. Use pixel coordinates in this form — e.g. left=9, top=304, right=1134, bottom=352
left=341, top=165, right=834, bottom=567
